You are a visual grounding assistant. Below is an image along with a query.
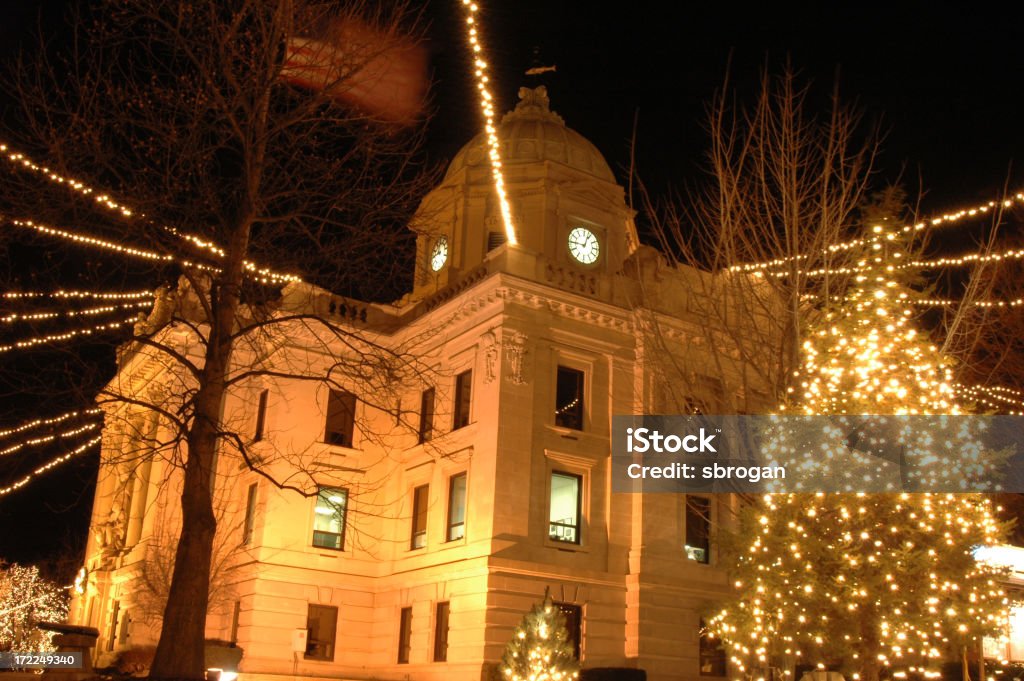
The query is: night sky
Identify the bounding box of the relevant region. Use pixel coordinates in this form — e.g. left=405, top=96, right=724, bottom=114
left=1, top=0, right=1023, bottom=573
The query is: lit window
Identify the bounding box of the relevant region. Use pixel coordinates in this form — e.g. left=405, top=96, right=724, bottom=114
left=411, top=485, right=428, bottom=550
left=554, top=602, right=582, bottom=659
left=398, top=607, right=413, bottom=664
left=254, top=389, right=268, bottom=441
left=453, top=371, right=472, bottom=430
left=433, top=601, right=450, bottom=662
left=324, top=390, right=356, bottom=447
left=555, top=366, right=584, bottom=430
left=243, top=483, right=258, bottom=545
left=305, top=604, right=337, bottom=661
left=549, top=472, right=582, bottom=544
left=685, top=496, right=710, bottom=564
left=419, top=388, right=435, bottom=444
left=699, top=618, right=727, bottom=676
left=313, top=487, right=347, bottom=550
left=446, top=473, right=467, bottom=541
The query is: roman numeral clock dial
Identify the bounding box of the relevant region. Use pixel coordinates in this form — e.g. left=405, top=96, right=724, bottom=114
left=567, top=226, right=600, bottom=264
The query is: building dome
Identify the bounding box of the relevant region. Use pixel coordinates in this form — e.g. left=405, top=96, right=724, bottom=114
left=445, top=86, right=616, bottom=184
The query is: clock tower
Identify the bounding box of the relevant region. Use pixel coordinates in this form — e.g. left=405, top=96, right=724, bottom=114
left=407, top=86, right=638, bottom=303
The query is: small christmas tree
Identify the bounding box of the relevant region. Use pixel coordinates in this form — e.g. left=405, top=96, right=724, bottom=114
left=499, top=590, right=580, bottom=681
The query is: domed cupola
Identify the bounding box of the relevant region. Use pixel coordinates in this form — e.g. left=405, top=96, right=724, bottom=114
left=445, top=86, right=616, bottom=184
left=409, top=86, right=637, bottom=302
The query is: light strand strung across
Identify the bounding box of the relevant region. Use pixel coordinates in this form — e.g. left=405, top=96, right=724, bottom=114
left=0, top=435, right=102, bottom=497
left=0, top=315, right=138, bottom=354
left=9, top=218, right=299, bottom=284
left=456, top=0, right=516, bottom=245
left=955, top=384, right=1024, bottom=415
left=0, top=141, right=298, bottom=281
left=2, top=301, right=153, bottom=324
left=755, top=239, right=1024, bottom=280
left=729, top=191, right=1024, bottom=274
left=0, top=422, right=101, bottom=458
left=1, top=143, right=134, bottom=217
left=0, top=407, right=103, bottom=441
left=3, top=289, right=153, bottom=300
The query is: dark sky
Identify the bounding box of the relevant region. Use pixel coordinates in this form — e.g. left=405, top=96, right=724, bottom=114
left=1, top=0, right=1023, bottom=569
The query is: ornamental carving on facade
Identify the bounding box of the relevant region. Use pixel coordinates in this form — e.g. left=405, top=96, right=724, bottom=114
left=502, top=331, right=530, bottom=385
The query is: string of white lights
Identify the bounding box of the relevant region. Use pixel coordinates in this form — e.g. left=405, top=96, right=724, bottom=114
left=954, top=385, right=1024, bottom=415
left=0, top=315, right=138, bottom=354
left=910, top=296, right=1024, bottom=308
left=0, top=422, right=101, bottom=457
left=0, top=435, right=102, bottom=497
left=2, top=300, right=152, bottom=324
left=3, top=289, right=154, bottom=300
left=1, top=143, right=134, bottom=217
left=0, top=407, right=102, bottom=441
left=457, top=0, right=517, bottom=246
left=729, top=192, right=1024, bottom=274
left=1, top=141, right=299, bottom=281
left=9, top=218, right=300, bottom=283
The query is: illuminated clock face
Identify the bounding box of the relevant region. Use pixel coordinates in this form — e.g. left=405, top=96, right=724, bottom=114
left=430, top=237, right=448, bottom=272
left=567, top=227, right=600, bottom=264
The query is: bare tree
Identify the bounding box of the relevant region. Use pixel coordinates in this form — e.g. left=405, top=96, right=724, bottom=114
left=637, top=64, right=880, bottom=413
left=0, top=1, right=439, bottom=678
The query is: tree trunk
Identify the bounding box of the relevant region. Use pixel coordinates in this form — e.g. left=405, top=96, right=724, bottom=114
left=149, top=222, right=252, bottom=681
left=858, top=610, right=882, bottom=681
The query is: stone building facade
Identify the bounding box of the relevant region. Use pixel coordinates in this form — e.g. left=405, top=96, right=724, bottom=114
left=73, top=87, right=772, bottom=681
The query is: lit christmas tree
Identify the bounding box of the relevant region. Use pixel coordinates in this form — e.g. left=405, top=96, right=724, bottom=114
left=762, top=214, right=1002, bottom=491
left=499, top=591, right=580, bottom=681
left=709, top=493, right=1009, bottom=681
left=0, top=563, right=68, bottom=653
left=711, top=202, right=1011, bottom=681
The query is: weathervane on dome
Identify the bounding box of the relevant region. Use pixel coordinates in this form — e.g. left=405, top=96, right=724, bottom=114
left=524, top=46, right=556, bottom=76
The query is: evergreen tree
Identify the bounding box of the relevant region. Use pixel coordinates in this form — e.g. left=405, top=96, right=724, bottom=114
left=712, top=200, right=1011, bottom=681
left=0, top=563, right=68, bottom=653
left=763, top=199, right=1002, bottom=491
left=709, top=493, right=1008, bottom=681
left=499, top=591, right=580, bottom=681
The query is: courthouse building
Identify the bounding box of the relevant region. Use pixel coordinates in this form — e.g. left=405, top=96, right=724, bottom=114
left=73, top=87, right=772, bottom=681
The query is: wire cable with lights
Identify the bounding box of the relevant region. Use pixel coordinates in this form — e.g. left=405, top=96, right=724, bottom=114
left=0, top=407, right=103, bottom=441
left=0, top=422, right=101, bottom=458
left=456, top=0, right=516, bottom=246
left=0, top=435, right=102, bottom=497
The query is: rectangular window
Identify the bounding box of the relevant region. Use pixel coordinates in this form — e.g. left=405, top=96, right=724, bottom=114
left=549, top=472, right=582, bottom=544
left=230, top=601, right=241, bottom=644
left=118, top=609, right=131, bottom=645
left=418, top=388, right=435, bottom=444
left=453, top=370, right=472, bottom=430
left=398, top=607, right=413, bottom=664
left=554, top=602, right=582, bottom=659
left=411, top=484, right=429, bottom=550
left=254, top=389, right=268, bottom=442
left=305, top=604, right=338, bottom=661
left=487, top=230, right=507, bottom=252
left=313, top=487, right=347, bottom=550
left=243, top=483, right=258, bottom=545
left=433, top=601, right=450, bottom=662
left=446, top=473, right=467, bottom=542
left=324, top=389, right=356, bottom=447
left=685, top=496, right=711, bottom=564
left=699, top=618, right=727, bottom=676
left=107, top=600, right=119, bottom=650
left=555, top=366, right=584, bottom=430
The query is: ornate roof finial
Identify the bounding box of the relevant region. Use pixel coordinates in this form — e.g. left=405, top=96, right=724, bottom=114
left=502, top=85, right=565, bottom=125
